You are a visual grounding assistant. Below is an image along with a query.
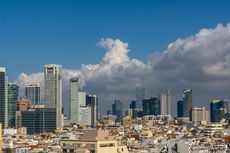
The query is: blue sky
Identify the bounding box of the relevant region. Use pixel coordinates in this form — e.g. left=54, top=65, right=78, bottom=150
left=1, top=0, right=230, bottom=81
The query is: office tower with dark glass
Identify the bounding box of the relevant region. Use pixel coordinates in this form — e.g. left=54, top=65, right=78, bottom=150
left=8, top=84, right=19, bottom=127
left=159, top=92, right=171, bottom=116
left=69, top=78, right=78, bottom=124
left=0, top=67, right=8, bottom=128
left=143, top=97, right=160, bottom=116
left=112, top=100, right=123, bottom=122
left=210, top=99, right=229, bottom=122
left=177, top=89, right=192, bottom=119
left=25, top=83, right=40, bottom=105
left=44, top=64, right=62, bottom=129
left=86, top=94, right=98, bottom=127
left=135, top=87, right=145, bottom=110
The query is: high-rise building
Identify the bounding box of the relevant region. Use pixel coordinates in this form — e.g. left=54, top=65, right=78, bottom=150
left=142, top=97, right=160, bottom=116
left=177, top=89, right=192, bottom=119
left=25, top=83, right=40, bottom=105
left=0, top=123, right=2, bottom=153
left=191, top=107, right=209, bottom=122
left=44, top=64, right=62, bottom=129
left=77, top=92, right=86, bottom=123
left=69, top=78, right=78, bottom=124
left=0, top=67, right=8, bottom=128
left=79, top=106, right=92, bottom=126
left=129, top=100, right=136, bottom=109
left=210, top=99, right=229, bottom=122
left=8, top=84, right=19, bottom=127
left=159, top=92, right=171, bottom=116
left=112, top=100, right=123, bottom=122
left=16, top=108, right=56, bottom=134
left=86, top=94, right=98, bottom=127
left=135, top=87, right=145, bottom=110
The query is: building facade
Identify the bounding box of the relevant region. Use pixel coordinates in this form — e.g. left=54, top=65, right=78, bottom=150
left=44, top=64, right=62, bottom=129
left=159, top=92, right=171, bottom=116
left=25, top=83, right=40, bottom=105
left=135, top=87, right=145, bottom=110
left=79, top=106, right=92, bottom=126
left=69, top=78, right=78, bottom=124
left=191, top=107, right=209, bottom=122
left=8, top=84, right=19, bottom=127
left=86, top=94, right=98, bottom=127
left=143, top=97, right=160, bottom=116
left=112, top=100, right=123, bottom=122
left=177, top=89, right=192, bottom=119
left=210, top=99, right=229, bottom=122
left=0, top=67, right=8, bottom=128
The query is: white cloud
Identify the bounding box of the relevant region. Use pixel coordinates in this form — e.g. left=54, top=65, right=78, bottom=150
left=14, top=23, right=230, bottom=116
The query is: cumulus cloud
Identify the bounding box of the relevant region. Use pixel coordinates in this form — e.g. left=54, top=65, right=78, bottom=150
left=14, top=23, right=230, bottom=116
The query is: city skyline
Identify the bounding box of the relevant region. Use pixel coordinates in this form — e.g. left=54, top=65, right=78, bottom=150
left=1, top=1, right=230, bottom=115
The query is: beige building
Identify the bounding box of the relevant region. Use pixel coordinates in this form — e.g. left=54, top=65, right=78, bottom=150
left=60, top=129, right=129, bottom=153
left=16, top=98, right=31, bottom=111
left=191, top=107, right=209, bottom=123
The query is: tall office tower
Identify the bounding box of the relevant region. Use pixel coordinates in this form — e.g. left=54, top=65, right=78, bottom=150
left=112, top=100, right=123, bottom=122
left=79, top=106, right=92, bottom=126
left=69, top=78, right=78, bottom=124
left=77, top=92, right=86, bottom=123
left=86, top=94, right=98, bottom=127
left=135, top=87, right=145, bottom=110
left=8, top=84, right=19, bottom=127
left=142, top=97, right=160, bottom=116
left=25, top=83, right=40, bottom=105
left=191, top=107, right=209, bottom=122
left=129, top=100, right=136, bottom=109
left=0, top=67, right=8, bottom=128
left=177, top=89, right=192, bottom=119
left=210, top=99, right=229, bottom=122
left=44, top=64, right=62, bottom=129
left=159, top=92, right=171, bottom=116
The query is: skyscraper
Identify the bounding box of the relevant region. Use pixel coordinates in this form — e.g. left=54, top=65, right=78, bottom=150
left=159, top=92, right=171, bottom=116
left=142, top=97, right=160, bottom=116
left=0, top=123, right=2, bottom=153
left=44, top=64, right=62, bottom=129
left=210, top=99, right=229, bottom=122
left=191, top=107, right=209, bottom=122
left=77, top=92, right=86, bottom=123
left=8, top=84, right=19, bottom=127
left=177, top=89, right=192, bottom=119
left=69, top=78, right=78, bottom=124
left=135, top=87, right=145, bottom=110
left=0, top=67, right=8, bottom=128
left=112, top=100, right=123, bottom=122
left=86, top=94, right=98, bottom=127
left=25, top=83, right=40, bottom=105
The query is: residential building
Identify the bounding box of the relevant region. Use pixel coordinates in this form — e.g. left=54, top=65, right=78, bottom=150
left=44, top=64, right=62, bottom=129
left=8, top=84, right=19, bottom=127
left=0, top=67, right=8, bottom=128
left=191, top=107, right=209, bottom=122
left=79, top=106, right=92, bottom=126
left=25, top=83, right=40, bottom=105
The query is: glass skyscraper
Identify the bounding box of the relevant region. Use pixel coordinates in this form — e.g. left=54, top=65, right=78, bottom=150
left=112, top=100, right=123, bottom=122
left=0, top=67, right=8, bottom=128
left=135, top=87, right=145, bottom=110
left=210, top=99, right=229, bottom=122
left=44, top=64, right=62, bottom=129
left=25, top=83, right=40, bottom=105
left=177, top=89, right=192, bottom=119
left=69, top=78, right=78, bottom=124
left=142, top=97, right=160, bottom=116
left=8, top=84, right=19, bottom=128
left=159, top=92, right=171, bottom=116
left=86, top=94, right=98, bottom=127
